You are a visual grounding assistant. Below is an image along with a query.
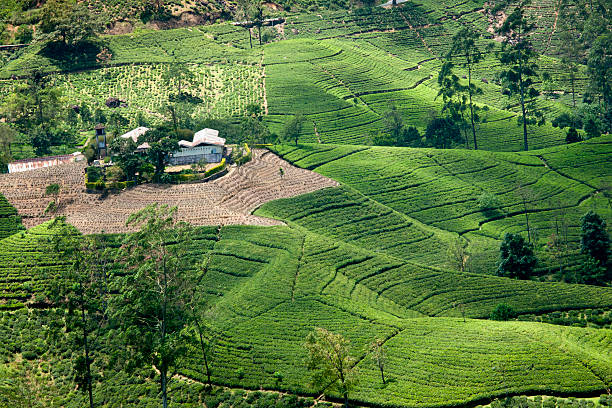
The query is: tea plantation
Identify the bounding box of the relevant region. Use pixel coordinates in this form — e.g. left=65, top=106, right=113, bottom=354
left=262, top=135, right=612, bottom=274
left=1, top=0, right=611, bottom=406
left=0, top=215, right=611, bottom=407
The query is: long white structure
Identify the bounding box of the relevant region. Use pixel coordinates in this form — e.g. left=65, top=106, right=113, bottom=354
left=8, top=152, right=85, bottom=173
left=170, top=128, right=225, bottom=165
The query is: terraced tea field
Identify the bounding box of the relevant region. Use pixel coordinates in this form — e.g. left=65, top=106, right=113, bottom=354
left=1, top=217, right=611, bottom=406
left=262, top=136, right=612, bottom=272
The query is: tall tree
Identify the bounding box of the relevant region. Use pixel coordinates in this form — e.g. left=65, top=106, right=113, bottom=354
left=163, top=63, right=195, bottom=95
left=112, top=204, right=196, bottom=408
left=304, top=328, right=357, bottom=407
left=438, top=28, right=487, bottom=149
left=496, top=0, right=544, bottom=151
left=1, top=70, right=66, bottom=155
left=580, top=211, right=610, bottom=266
left=141, top=126, right=179, bottom=179
left=586, top=33, right=611, bottom=132
left=48, top=220, right=111, bottom=408
left=0, top=123, right=15, bottom=171
left=497, top=233, right=538, bottom=279
left=283, top=114, right=305, bottom=145
left=38, top=0, right=101, bottom=47
left=368, top=338, right=386, bottom=385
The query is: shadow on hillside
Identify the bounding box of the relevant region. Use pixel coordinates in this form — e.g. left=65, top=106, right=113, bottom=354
left=39, top=41, right=102, bottom=72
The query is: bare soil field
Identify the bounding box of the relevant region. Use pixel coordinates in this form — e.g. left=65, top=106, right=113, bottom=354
left=0, top=149, right=338, bottom=234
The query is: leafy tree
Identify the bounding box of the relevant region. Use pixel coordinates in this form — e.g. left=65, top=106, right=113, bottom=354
left=586, top=33, right=611, bottom=133
left=38, top=0, right=101, bottom=47
left=496, top=0, right=544, bottom=151
left=93, top=108, right=106, bottom=125
left=497, top=233, right=537, bottom=279
left=580, top=211, right=610, bottom=266
left=423, top=117, right=461, bottom=149
left=163, top=63, right=195, bottom=95
left=438, top=28, right=487, bottom=149
left=1, top=70, right=66, bottom=155
left=0, top=123, right=15, bottom=171
left=107, top=111, right=129, bottom=137
left=576, top=255, right=608, bottom=286
left=283, top=114, right=305, bottom=145
left=44, top=183, right=61, bottom=214
left=305, top=328, right=356, bottom=407
left=490, top=303, right=516, bottom=321
left=112, top=204, right=196, bottom=408
left=565, top=127, right=581, bottom=144
left=49, top=225, right=111, bottom=408
left=141, top=126, right=179, bottom=179
left=375, top=105, right=421, bottom=147
left=368, top=338, right=386, bottom=385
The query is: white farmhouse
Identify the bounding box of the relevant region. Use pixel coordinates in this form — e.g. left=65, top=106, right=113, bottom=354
left=170, top=128, right=225, bottom=165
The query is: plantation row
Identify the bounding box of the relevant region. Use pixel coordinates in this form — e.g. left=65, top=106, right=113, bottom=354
left=0, top=193, right=24, bottom=240
left=1, top=212, right=611, bottom=406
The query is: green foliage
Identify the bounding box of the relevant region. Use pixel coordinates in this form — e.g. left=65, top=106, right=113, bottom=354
left=38, top=0, right=101, bottom=47
left=304, top=327, right=356, bottom=405
left=496, top=0, right=544, bottom=151
left=497, top=233, right=537, bottom=279
left=477, top=192, right=501, bottom=211
left=490, top=303, right=516, bottom=321
left=565, top=127, right=581, bottom=144
left=283, top=114, right=306, bottom=145
left=112, top=204, right=196, bottom=407
left=424, top=117, right=462, bottom=149
left=580, top=211, right=610, bottom=266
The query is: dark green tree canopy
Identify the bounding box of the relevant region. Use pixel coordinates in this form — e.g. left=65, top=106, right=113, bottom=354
left=580, top=210, right=610, bottom=265
left=38, top=0, right=101, bottom=47
left=497, top=233, right=537, bottom=279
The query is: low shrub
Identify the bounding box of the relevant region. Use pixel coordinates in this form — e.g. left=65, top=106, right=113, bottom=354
left=490, top=303, right=516, bottom=321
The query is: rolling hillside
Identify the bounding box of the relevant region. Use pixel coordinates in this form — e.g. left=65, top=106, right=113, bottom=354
left=0, top=4, right=582, bottom=153
left=1, top=218, right=611, bottom=407
left=259, top=136, right=612, bottom=274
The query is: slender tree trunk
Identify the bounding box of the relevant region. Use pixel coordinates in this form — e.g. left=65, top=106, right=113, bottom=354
left=162, top=369, right=168, bottom=408
left=520, top=86, right=528, bottom=151
left=161, top=257, right=168, bottom=408
left=258, top=24, right=262, bottom=45
left=523, top=197, right=531, bottom=243
left=468, top=61, right=477, bottom=150
left=248, top=29, right=252, bottom=48
left=195, top=319, right=212, bottom=388
left=570, top=71, right=576, bottom=108
left=80, top=289, right=94, bottom=408
left=379, top=365, right=385, bottom=384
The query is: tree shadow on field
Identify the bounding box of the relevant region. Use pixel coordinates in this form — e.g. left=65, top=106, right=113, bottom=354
left=39, top=41, right=103, bottom=72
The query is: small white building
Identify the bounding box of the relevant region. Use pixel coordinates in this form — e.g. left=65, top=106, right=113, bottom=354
left=170, top=128, right=225, bottom=165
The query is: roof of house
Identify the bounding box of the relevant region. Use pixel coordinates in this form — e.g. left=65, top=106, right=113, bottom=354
left=120, top=127, right=150, bottom=143
left=178, top=128, right=225, bottom=148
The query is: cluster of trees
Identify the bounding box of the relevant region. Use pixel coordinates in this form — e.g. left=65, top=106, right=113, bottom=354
left=496, top=210, right=610, bottom=286
left=1, top=0, right=101, bottom=46
left=45, top=206, right=392, bottom=408
left=370, top=0, right=611, bottom=151
left=48, top=205, right=216, bottom=408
